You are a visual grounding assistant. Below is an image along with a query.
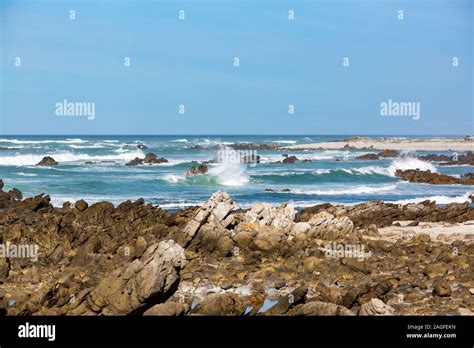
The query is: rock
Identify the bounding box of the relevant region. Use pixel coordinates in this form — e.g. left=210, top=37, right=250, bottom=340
left=253, top=231, right=284, bottom=252
left=359, top=299, right=395, bottom=315
left=36, top=156, right=58, bottom=166
left=356, top=153, right=379, bottom=160
left=143, top=301, right=185, bottom=315
left=244, top=202, right=296, bottom=231
left=137, top=143, right=148, bottom=150
left=0, top=179, right=3, bottom=190
left=0, top=258, right=10, bottom=282
left=261, top=286, right=307, bottom=315
left=293, top=301, right=354, bottom=316
left=143, top=152, right=168, bottom=164
left=419, top=151, right=474, bottom=166
left=180, top=192, right=240, bottom=247
left=307, top=211, right=354, bottom=240
left=395, top=169, right=473, bottom=185
left=72, top=240, right=186, bottom=315
left=377, top=149, right=399, bottom=158
left=241, top=155, right=260, bottom=164
left=74, top=199, right=89, bottom=212
left=126, top=157, right=143, bottom=166
left=192, top=293, right=245, bottom=315
left=8, top=188, right=22, bottom=200
left=303, top=256, right=320, bottom=274
left=186, top=164, right=208, bottom=176
left=282, top=155, right=299, bottom=164
left=433, top=279, right=452, bottom=297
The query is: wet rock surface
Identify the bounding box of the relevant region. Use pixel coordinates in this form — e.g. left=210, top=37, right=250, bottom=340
left=395, top=169, right=474, bottom=185
left=0, top=183, right=473, bottom=316
left=36, top=156, right=58, bottom=166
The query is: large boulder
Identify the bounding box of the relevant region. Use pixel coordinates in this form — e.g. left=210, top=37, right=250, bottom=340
left=359, top=298, right=395, bottom=315
left=292, top=301, right=354, bottom=316
left=179, top=192, right=240, bottom=247
left=71, top=240, right=186, bottom=315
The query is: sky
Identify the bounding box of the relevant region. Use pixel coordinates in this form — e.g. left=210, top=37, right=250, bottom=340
left=0, top=0, right=473, bottom=135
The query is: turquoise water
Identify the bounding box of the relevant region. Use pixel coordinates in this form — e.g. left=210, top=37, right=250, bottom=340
left=0, top=135, right=471, bottom=209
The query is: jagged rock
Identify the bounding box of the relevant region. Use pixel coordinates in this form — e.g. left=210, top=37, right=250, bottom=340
left=433, top=279, right=452, bottom=297
left=356, top=153, right=379, bottom=160
left=126, top=153, right=168, bottom=166
left=186, top=164, right=208, bottom=176
left=292, top=301, right=354, bottom=316
left=36, top=156, right=58, bottom=166
left=191, top=293, right=245, bottom=315
left=244, top=202, right=296, bottom=231
left=307, top=211, right=354, bottom=240
left=71, top=240, right=186, bottom=315
left=8, top=188, right=22, bottom=200
left=419, top=151, right=474, bottom=166
left=137, top=143, right=148, bottom=150
left=282, top=155, right=299, bottom=164
left=126, top=157, right=143, bottom=166
left=179, top=192, right=240, bottom=247
left=143, top=153, right=168, bottom=164
left=74, top=199, right=88, bottom=212
left=395, top=169, right=474, bottom=185
left=359, top=298, right=395, bottom=315
left=260, top=286, right=307, bottom=315
left=143, top=301, right=185, bottom=315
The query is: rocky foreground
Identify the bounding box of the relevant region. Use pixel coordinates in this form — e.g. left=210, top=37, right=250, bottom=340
left=0, top=183, right=473, bottom=316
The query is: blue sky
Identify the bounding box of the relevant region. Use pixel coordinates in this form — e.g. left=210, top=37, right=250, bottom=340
left=1, top=0, right=472, bottom=135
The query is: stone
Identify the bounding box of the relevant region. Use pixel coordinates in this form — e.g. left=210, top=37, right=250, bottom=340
left=293, top=301, right=354, bottom=316
left=36, top=156, right=58, bottom=166
left=71, top=240, right=186, bottom=315
left=433, top=279, right=452, bottom=297
left=74, top=199, right=89, bottom=212
left=359, top=299, right=395, bottom=315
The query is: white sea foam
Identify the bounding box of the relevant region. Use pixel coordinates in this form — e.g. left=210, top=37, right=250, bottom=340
left=15, top=172, right=38, bottom=177
left=172, top=139, right=189, bottom=143
left=289, top=184, right=398, bottom=196
left=389, top=192, right=472, bottom=205
left=208, top=162, right=250, bottom=186
left=0, top=150, right=144, bottom=166
left=273, top=140, right=297, bottom=144
left=354, top=157, right=438, bottom=177
left=0, top=138, right=87, bottom=144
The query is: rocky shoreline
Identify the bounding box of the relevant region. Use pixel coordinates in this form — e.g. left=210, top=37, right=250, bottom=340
left=0, top=183, right=473, bottom=316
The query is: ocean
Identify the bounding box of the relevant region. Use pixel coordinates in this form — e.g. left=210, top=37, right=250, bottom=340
left=0, top=135, right=471, bottom=209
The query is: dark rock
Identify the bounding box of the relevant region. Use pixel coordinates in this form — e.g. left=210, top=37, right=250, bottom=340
left=126, top=157, right=143, bottom=166
left=36, top=156, right=58, bottom=166
left=395, top=169, right=473, bottom=185
left=8, top=188, right=22, bottom=200
left=137, top=143, right=148, bottom=150
left=186, top=164, right=208, bottom=176
left=75, top=199, right=89, bottom=212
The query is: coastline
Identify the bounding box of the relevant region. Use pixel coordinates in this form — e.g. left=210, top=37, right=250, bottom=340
left=1, top=186, right=473, bottom=316
left=283, top=138, right=474, bottom=152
